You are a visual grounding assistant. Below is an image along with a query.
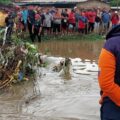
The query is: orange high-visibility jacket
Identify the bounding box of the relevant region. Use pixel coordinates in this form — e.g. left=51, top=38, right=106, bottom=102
left=98, top=36, right=120, bottom=106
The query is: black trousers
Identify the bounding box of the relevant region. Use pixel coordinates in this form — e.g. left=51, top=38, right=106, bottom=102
left=27, top=21, right=33, bottom=41
left=21, top=21, right=27, bottom=31
left=31, top=29, right=41, bottom=42
left=85, top=24, right=88, bottom=34
left=53, top=23, right=61, bottom=33
left=6, top=25, right=13, bottom=42
left=78, top=28, right=85, bottom=34
left=88, top=22, right=94, bottom=32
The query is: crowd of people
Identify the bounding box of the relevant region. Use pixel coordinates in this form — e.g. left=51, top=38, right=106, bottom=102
left=4, top=5, right=120, bottom=42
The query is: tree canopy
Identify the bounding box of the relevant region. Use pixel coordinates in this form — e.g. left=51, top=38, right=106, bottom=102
left=109, top=0, right=120, bottom=6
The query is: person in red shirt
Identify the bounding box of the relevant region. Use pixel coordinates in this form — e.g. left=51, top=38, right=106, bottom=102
left=87, top=9, right=96, bottom=32
left=78, top=12, right=87, bottom=34
left=111, top=11, right=119, bottom=28
left=84, top=10, right=89, bottom=34
left=68, top=9, right=75, bottom=33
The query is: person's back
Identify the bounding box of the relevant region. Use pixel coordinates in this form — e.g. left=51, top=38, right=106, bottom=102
left=98, top=25, right=120, bottom=120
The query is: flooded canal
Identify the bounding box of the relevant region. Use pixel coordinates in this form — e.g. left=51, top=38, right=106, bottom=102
left=0, top=40, right=104, bottom=120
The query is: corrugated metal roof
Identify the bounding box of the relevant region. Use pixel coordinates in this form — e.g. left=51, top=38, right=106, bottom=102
left=16, top=0, right=87, bottom=2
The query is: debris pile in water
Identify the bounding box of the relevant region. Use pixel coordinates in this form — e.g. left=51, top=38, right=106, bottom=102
left=0, top=38, right=41, bottom=89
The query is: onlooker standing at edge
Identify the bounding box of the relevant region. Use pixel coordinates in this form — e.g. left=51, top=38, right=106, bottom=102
left=111, top=11, right=119, bottom=29
left=14, top=12, right=23, bottom=37
left=21, top=6, right=28, bottom=32
left=84, top=10, right=89, bottom=34
left=53, top=9, right=61, bottom=35
left=39, top=8, right=45, bottom=36
left=101, top=9, right=111, bottom=35
left=27, top=6, right=35, bottom=42
left=44, top=9, right=53, bottom=35
left=61, top=9, right=68, bottom=35
left=5, top=12, right=14, bottom=43
left=78, top=12, right=87, bottom=34
left=49, top=7, right=56, bottom=35
left=68, top=9, right=75, bottom=34
left=32, top=14, right=42, bottom=42
left=94, top=12, right=101, bottom=34
left=98, top=25, right=120, bottom=120
left=74, top=7, right=80, bottom=33
left=88, top=9, right=96, bottom=33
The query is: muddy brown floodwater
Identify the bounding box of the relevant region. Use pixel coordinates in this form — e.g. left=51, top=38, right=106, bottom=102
left=38, top=40, right=104, bottom=60
left=0, top=40, right=104, bottom=120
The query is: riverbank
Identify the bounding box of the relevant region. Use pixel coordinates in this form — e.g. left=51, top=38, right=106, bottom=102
left=42, top=33, right=104, bottom=42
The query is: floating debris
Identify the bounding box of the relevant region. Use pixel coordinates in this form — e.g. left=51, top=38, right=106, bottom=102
left=0, top=40, right=41, bottom=89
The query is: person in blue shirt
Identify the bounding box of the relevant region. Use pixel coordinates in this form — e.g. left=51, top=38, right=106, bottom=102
left=21, top=6, right=28, bottom=31
left=101, top=9, right=111, bottom=35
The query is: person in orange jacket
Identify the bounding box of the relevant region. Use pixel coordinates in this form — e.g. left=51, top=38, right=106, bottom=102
left=98, top=25, right=120, bottom=120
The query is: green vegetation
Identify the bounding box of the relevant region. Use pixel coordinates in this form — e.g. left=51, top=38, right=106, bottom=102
left=109, top=0, right=120, bottom=6
left=42, top=33, right=103, bottom=41
left=0, top=29, right=103, bottom=42
left=0, top=0, right=11, bottom=4
left=0, top=32, right=46, bottom=89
